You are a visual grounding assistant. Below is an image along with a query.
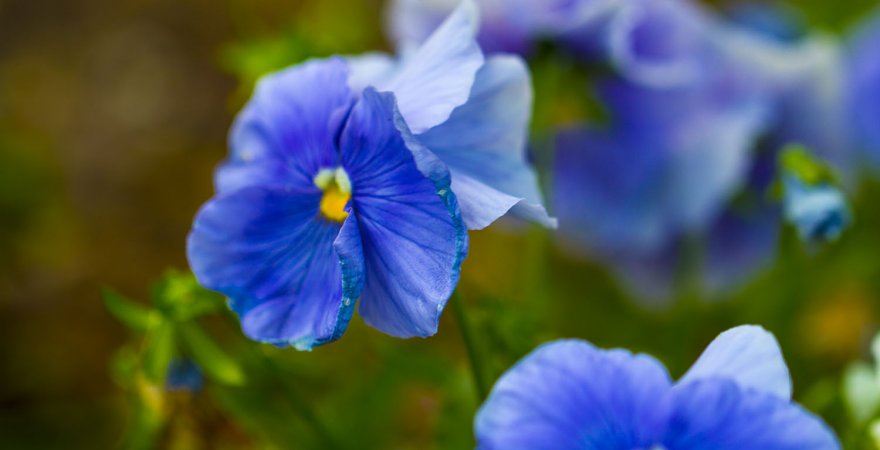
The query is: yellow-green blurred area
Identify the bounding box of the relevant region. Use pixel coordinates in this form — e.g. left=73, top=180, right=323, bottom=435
left=1, top=0, right=880, bottom=449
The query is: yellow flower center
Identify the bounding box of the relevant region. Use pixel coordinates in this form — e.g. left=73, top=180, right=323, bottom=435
left=314, top=168, right=352, bottom=223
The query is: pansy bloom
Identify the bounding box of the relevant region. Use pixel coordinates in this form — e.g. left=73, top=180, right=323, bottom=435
left=476, top=325, right=840, bottom=449
left=552, top=0, right=853, bottom=300
left=188, top=1, right=550, bottom=349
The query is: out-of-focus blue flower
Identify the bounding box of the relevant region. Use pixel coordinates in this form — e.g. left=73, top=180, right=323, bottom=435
left=724, top=2, right=805, bottom=43
left=166, top=359, right=203, bottom=392
left=847, top=9, right=880, bottom=161
left=475, top=326, right=840, bottom=449
left=387, top=0, right=611, bottom=56
left=552, top=0, right=853, bottom=300
left=783, top=176, right=850, bottom=243
left=555, top=73, right=770, bottom=256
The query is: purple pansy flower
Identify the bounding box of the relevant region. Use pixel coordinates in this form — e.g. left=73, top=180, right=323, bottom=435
left=476, top=326, right=840, bottom=449
left=188, top=1, right=550, bottom=349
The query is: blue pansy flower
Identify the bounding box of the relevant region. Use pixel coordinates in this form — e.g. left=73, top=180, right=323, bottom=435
left=476, top=326, right=840, bottom=449
left=552, top=0, right=853, bottom=300
left=782, top=175, right=850, bottom=243
left=188, top=1, right=550, bottom=349
left=189, top=77, right=465, bottom=349
left=847, top=8, right=880, bottom=161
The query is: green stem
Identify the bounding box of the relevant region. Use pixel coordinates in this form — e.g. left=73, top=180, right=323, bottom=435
left=450, top=291, right=489, bottom=403
left=260, top=354, right=340, bottom=450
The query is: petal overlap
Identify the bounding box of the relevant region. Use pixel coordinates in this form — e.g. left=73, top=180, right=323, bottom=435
left=340, top=89, right=467, bottom=338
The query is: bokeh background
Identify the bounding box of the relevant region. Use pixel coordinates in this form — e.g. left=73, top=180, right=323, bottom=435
left=2, top=0, right=880, bottom=448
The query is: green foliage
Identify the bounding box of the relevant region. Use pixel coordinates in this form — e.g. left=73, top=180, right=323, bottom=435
left=779, top=145, right=837, bottom=185
left=102, top=289, right=162, bottom=333
left=104, top=270, right=244, bottom=448
left=179, top=323, right=245, bottom=386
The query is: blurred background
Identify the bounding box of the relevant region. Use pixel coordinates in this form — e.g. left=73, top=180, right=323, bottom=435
left=2, top=0, right=880, bottom=448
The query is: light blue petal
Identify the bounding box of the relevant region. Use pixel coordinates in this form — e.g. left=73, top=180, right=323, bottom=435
left=661, top=99, right=768, bottom=230
left=186, top=187, right=361, bottom=350
left=379, top=0, right=484, bottom=133
left=345, top=52, right=397, bottom=94
left=216, top=58, right=351, bottom=194
left=475, top=340, right=673, bottom=450
left=680, top=325, right=792, bottom=400
left=387, top=0, right=457, bottom=51
left=665, top=379, right=840, bottom=449
left=340, top=89, right=467, bottom=338
left=783, top=176, right=851, bottom=243
left=388, top=0, right=533, bottom=55
left=418, top=55, right=554, bottom=229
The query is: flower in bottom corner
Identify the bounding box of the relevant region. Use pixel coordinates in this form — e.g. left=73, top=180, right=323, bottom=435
left=475, top=325, right=840, bottom=450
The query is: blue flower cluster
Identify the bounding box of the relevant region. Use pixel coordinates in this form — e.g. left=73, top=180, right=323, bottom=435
left=181, top=0, right=880, bottom=446
left=393, top=0, right=865, bottom=300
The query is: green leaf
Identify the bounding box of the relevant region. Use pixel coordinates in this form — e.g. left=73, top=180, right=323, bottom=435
left=109, top=346, right=139, bottom=389
left=151, top=270, right=225, bottom=321
left=102, top=288, right=161, bottom=332
left=179, top=323, right=246, bottom=386
left=843, top=362, right=880, bottom=424
left=142, top=321, right=176, bottom=384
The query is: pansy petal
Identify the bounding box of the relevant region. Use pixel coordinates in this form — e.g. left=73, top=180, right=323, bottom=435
left=340, top=89, right=467, bottom=338
left=187, top=187, right=361, bottom=349
left=680, top=325, right=791, bottom=400
left=475, top=340, right=673, bottom=450
left=419, top=55, right=554, bottom=229
left=387, top=0, right=458, bottom=51
left=607, top=0, right=709, bottom=88
left=665, top=379, right=840, bottom=449
left=554, top=127, right=670, bottom=253
left=216, top=58, right=351, bottom=194
left=596, top=77, right=769, bottom=232
left=704, top=204, right=780, bottom=294
left=346, top=52, right=397, bottom=94
left=848, top=10, right=880, bottom=160
left=380, top=0, right=484, bottom=133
